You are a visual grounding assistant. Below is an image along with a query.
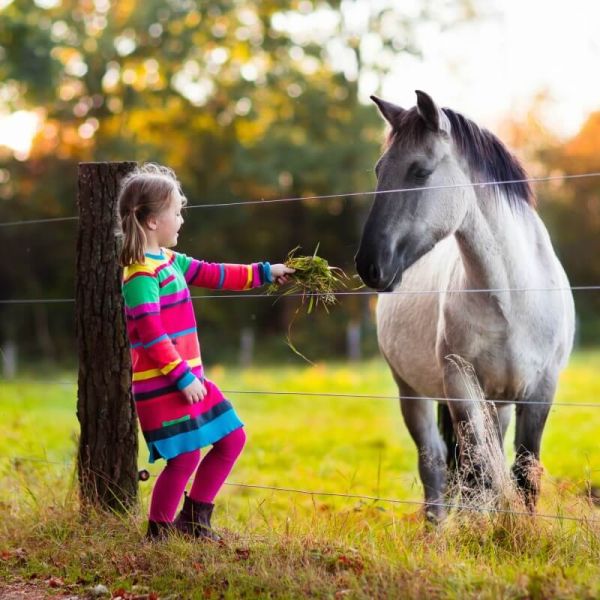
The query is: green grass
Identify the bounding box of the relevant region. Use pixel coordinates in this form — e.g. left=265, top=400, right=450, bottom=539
left=0, top=352, right=599, bottom=598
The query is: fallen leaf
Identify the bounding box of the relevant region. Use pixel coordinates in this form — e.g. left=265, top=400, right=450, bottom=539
left=48, top=576, right=65, bottom=588
left=235, top=548, right=250, bottom=560
left=336, top=555, right=364, bottom=575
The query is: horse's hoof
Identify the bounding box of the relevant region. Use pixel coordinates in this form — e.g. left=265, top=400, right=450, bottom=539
left=424, top=507, right=446, bottom=524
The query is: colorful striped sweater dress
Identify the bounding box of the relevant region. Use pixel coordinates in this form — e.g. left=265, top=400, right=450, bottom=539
left=122, top=248, right=272, bottom=463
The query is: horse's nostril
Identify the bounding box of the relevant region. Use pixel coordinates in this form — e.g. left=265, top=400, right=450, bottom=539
left=368, top=263, right=379, bottom=283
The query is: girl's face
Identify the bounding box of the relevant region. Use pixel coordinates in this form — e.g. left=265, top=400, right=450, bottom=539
left=154, top=192, right=184, bottom=248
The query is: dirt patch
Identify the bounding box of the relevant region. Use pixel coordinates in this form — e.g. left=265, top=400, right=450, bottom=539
left=0, top=579, right=81, bottom=599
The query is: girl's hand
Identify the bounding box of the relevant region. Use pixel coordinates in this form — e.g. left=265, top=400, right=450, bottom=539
left=181, top=378, right=207, bottom=404
left=270, top=264, right=295, bottom=286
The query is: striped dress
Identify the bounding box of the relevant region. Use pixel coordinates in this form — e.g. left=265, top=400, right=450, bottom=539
left=122, top=248, right=272, bottom=463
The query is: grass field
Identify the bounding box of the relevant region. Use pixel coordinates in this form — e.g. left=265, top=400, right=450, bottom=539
left=0, top=352, right=599, bottom=598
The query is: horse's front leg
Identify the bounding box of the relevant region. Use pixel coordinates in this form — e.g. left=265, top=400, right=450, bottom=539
left=512, top=376, right=555, bottom=511
left=394, top=376, right=447, bottom=522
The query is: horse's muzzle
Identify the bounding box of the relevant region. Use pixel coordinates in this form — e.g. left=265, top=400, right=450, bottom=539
left=354, top=248, right=403, bottom=292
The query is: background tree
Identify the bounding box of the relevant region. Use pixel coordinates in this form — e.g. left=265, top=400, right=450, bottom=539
left=0, top=0, right=482, bottom=365
left=539, top=113, right=600, bottom=343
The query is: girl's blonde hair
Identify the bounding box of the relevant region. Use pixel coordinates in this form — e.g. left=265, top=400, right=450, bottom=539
left=116, top=163, right=187, bottom=267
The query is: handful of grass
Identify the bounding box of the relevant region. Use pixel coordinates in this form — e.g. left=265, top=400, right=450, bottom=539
left=267, top=245, right=348, bottom=364
left=266, top=245, right=348, bottom=313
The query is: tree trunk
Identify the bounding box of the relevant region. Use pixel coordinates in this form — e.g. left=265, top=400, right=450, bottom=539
left=76, top=161, right=138, bottom=512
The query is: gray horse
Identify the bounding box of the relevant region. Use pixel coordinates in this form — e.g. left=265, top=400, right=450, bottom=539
left=355, top=91, right=574, bottom=520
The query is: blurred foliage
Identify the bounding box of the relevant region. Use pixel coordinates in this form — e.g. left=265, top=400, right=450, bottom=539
left=0, top=0, right=488, bottom=364
left=541, top=112, right=600, bottom=343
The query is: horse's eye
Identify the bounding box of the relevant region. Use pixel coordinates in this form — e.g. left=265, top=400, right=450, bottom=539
left=414, top=167, right=432, bottom=181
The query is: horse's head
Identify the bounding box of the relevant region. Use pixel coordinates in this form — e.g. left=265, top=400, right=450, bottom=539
left=355, top=91, right=474, bottom=291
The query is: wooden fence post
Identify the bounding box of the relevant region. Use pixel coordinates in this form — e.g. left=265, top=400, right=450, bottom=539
left=76, top=161, right=138, bottom=511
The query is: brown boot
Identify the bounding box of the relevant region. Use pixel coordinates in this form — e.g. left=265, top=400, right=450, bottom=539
left=174, top=493, right=221, bottom=542
left=145, top=520, right=174, bottom=541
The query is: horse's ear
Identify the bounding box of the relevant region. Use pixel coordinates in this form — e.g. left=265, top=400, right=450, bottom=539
left=415, top=90, right=450, bottom=135
left=370, top=95, right=405, bottom=127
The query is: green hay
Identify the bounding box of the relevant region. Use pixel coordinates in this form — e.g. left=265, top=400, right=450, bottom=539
left=266, top=244, right=348, bottom=314
left=267, top=245, right=349, bottom=363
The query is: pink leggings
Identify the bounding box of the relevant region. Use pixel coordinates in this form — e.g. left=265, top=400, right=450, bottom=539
left=149, top=427, right=246, bottom=523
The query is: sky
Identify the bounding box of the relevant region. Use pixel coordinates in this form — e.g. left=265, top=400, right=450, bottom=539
left=378, top=0, right=600, bottom=137
left=1, top=0, right=599, bottom=156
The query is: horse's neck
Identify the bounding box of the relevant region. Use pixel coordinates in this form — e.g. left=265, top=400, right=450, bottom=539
left=455, top=188, right=540, bottom=296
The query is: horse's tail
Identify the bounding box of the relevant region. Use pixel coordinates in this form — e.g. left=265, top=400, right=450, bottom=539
left=437, top=403, right=458, bottom=473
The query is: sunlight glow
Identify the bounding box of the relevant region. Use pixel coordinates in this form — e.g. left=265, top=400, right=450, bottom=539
left=0, top=111, right=42, bottom=159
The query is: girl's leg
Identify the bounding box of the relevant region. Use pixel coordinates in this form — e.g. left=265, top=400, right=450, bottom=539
left=149, top=449, right=201, bottom=522
left=189, top=427, right=246, bottom=503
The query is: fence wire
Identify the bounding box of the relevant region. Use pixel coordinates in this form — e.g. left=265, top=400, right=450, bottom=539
left=1, top=379, right=599, bottom=409
left=0, top=453, right=597, bottom=525
left=2, top=284, right=600, bottom=306
left=1, top=171, right=600, bottom=228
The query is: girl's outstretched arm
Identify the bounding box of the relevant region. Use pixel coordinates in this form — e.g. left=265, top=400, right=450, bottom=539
left=173, top=252, right=273, bottom=291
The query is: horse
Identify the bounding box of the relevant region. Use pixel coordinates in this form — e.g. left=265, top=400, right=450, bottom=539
left=355, top=91, right=575, bottom=521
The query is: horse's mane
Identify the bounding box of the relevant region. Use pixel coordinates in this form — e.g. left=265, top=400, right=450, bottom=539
left=386, top=107, right=535, bottom=208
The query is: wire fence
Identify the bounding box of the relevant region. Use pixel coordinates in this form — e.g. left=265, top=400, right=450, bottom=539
left=0, top=453, right=598, bottom=525
left=0, top=168, right=599, bottom=526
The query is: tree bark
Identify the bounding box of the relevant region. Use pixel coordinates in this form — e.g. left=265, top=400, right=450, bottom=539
left=76, top=161, right=138, bottom=512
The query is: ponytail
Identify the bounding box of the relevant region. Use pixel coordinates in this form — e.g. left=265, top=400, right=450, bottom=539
left=119, top=211, right=147, bottom=267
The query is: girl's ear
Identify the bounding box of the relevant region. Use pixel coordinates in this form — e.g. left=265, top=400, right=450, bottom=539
left=145, top=214, right=158, bottom=231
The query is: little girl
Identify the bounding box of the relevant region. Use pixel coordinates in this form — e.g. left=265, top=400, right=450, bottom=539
left=117, top=163, right=293, bottom=541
